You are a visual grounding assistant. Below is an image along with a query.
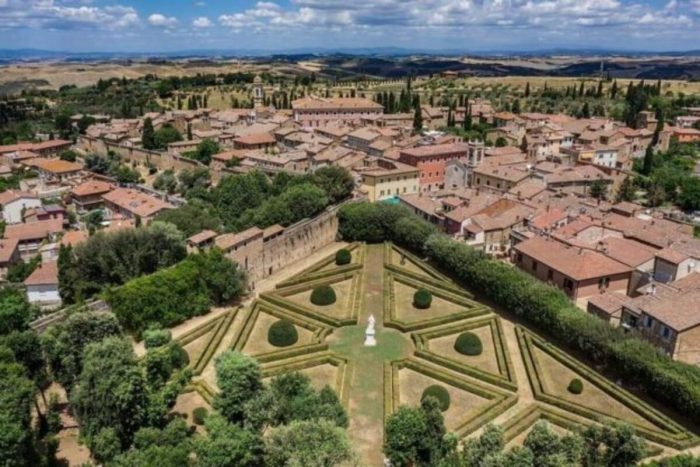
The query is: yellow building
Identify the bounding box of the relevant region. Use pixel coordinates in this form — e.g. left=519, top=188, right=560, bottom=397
left=358, top=159, right=420, bottom=202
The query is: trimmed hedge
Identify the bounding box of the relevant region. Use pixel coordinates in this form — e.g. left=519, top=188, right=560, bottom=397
left=454, top=332, right=483, bottom=356
left=421, top=385, right=451, bottom=411
left=310, top=285, right=337, bottom=306
left=192, top=407, right=208, bottom=425
left=568, top=378, right=583, bottom=395
left=105, top=249, right=246, bottom=338
left=413, top=288, right=432, bottom=309
left=335, top=248, right=352, bottom=266
left=268, top=319, right=299, bottom=347
left=338, top=202, right=700, bottom=425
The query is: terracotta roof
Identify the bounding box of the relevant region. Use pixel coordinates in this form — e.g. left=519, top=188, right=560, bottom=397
left=187, top=230, right=218, bottom=245
left=515, top=236, right=632, bottom=281
left=638, top=288, right=700, bottom=331
left=4, top=219, right=63, bottom=241
left=292, top=96, right=383, bottom=110
left=102, top=188, right=174, bottom=218
left=400, top=143, right=469, bottom=158
left=60, top=230, right=89, bottom=247
left=30, top=140, right=72, bottom=151
left=28, top=158, right=82, bottom=174
left=598, top=237, right=657, bottom=268
left=0, top=190, right=38, bottom=205
left=234, top=133, right=276, bottom=146
left=587, top=292, right=630, bottom=316
left=215, top=227, right=263, bottom=251
left=70, top=180, right=113, bottom=197
left=263, top=224, right=285, bottom=239
left=0, top=238, right=19, bottom=263
left=24, top=261, right=59, bottom=286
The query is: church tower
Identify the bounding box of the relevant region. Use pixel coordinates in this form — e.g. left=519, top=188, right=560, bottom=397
left=252, top=75, right=264, bottom=109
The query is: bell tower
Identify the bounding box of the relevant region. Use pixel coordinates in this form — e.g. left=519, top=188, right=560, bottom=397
left=252, top=75, right=264, bottom=108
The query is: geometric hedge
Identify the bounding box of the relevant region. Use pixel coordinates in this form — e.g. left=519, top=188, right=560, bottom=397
left=516, top=326, right=698, bottom=449
left=412, top=315, right=517, bottom=391
left=384, top=358, right=518, bottom=438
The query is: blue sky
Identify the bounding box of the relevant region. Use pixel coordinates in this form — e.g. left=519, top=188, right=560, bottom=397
left=1, top=0, right=699, bottom=52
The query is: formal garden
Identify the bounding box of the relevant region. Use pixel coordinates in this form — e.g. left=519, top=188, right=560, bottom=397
left=173, top=241, right=699, bottom=466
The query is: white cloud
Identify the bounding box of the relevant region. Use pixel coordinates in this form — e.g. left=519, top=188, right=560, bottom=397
left=148, top=13, right=178, bottom=28
left=0, top=0, right=140, bottom=30
left=192, top=16, right=212, bottom=28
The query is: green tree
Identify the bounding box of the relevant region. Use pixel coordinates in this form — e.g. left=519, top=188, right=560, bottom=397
left=184, top=138, right=219, bottom=165
left=265, top=419, right=355, bottom=467
left=153, top=124, right=183, bottom=150
left=41, top=311, right=123, bottom=389
left=153, top=199, right=222, bottom=237
left=642, top=145, right=655, bottom=176
left=142, top=117, right=156, bottom=150
left=581, top=423, right=646, bottom=467
left=214, top=351, right=264, bottom=427
left=413, top=101, right=423, bottom=132
left=589, top=179, right=608, bottom=200
left=71, top=337, right=148, bottom=449
left=153, top=170, right=178, bottom=194
left=384, top=398, right=450, bottom=466
left=312, top=166, right=354, bottom=203
left=0, top=288, right=33, bottom=334
left=0, top=361, right=36, bottom=465
left=678, top=177, right=700, bottom=211
left=195, top=414, right=264, bottom=467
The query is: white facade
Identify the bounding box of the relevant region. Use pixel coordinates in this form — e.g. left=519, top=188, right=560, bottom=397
left=26, top=284, right=61, bottom=307
left=2, top=197, right=42, bottom=224
left=593, top=149, right=618, bottom=168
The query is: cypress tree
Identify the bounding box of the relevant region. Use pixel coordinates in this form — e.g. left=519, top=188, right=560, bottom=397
left=142, top=117, right=156, bottom=150
left=413, top=100, right=423, bottom=132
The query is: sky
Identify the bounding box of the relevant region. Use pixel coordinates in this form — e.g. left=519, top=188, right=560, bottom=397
left=0, top=0, right=699, bottom=53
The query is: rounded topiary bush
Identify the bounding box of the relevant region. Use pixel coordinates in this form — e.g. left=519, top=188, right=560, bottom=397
left=268, top=319, right=299, bottom=347
left=454, top=332, right=483, bottom=356
left=192, top=407, right=208, bottom=425
left=310, top=285, right=337, bottom=306
left=568, top=378, right=583, bottom=395
left=421, top=385, right=451, bottom=411
left=335, top=248, right=352, bottom=266
left=413, top=288, right=432, bottom=309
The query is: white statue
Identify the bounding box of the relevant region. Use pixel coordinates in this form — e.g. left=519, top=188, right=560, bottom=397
left=364, top=314, right=376, bottom=347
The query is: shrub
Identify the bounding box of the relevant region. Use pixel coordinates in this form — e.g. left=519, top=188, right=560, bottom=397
left=413, top=289, right=432, bottom=309
left=335, top=249, right=352, bottom=266
left=143, top=329, right=172, bottom=349
left=421, top=385, right=451, bottom=411
left=310, top=285, right=337, bottom=306
left=568, top=378, right=583, bottom=395
left=268, top=320, right=299, bottom=347
left=192, top=407, right=208, bottom=425
left=454, top=332, right=482, bottom=356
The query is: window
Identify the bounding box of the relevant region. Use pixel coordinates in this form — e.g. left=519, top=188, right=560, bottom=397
left=599, top=277, right=610, bottom=289
left=661, top=326, right=671, bottom=339
left=516, top=253, right=523, bottom=263
left=532, top=261, right=538, bottom=272
left=644, top=316, right=653, bottom=328
left=564, top=278, right=574, bottom=290
left=547, top=269, right=553, bottom=280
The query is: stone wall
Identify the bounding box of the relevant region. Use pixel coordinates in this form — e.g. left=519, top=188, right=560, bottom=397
left=78, top=135, right=204, bottom=173
left=260, top=203, right=340, bottom=283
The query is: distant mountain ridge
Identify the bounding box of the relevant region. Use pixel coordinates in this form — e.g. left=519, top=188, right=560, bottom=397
left=2, top=47, right=700, bottom=62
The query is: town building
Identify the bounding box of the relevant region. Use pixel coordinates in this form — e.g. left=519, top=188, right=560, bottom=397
left=513, top=236, right=632, bottom=305
left=292, top=96, right=384, bottom=127
left=399, top=143, right=469, bottom=192
left=0, top=190, right=42, bottom=224
left=357, top=159, right=420, bottom=202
